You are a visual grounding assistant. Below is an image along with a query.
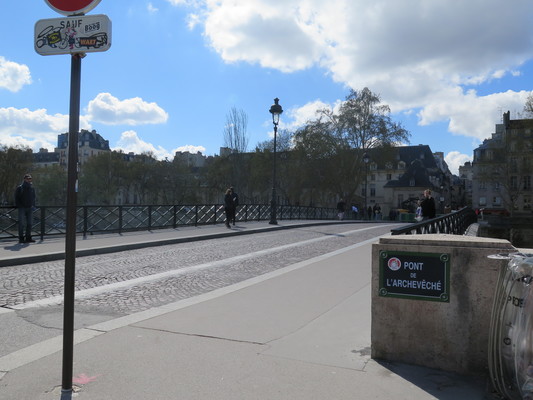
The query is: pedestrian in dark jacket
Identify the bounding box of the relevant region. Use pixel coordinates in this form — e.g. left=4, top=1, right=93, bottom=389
left=420, top=189, right=436, bottom=220
left=14, top=174, right=36, bottom=243
left=230, top=186, right=239, bottom=226
left=224, top=188, right=234, bottom=228
left=336, top=199, right=346, bottom=220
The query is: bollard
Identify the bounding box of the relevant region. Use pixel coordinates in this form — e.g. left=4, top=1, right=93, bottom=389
left=488, top=253, right=533, bottom=400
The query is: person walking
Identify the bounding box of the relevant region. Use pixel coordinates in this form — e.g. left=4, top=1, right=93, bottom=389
left=336, top=198, right=346, bottom=220
left=230, top=186, right=239, bottom=226
left=14, top=174, right=36, bottom=243
left=224, top=188, right=234, bottom=228
left=420, top=189, right=436, bottom=220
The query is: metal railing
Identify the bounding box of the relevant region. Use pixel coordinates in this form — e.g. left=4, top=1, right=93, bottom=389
left=390, top=207, right=478, bottom=236
left=0, top=204, right=337, bottom=241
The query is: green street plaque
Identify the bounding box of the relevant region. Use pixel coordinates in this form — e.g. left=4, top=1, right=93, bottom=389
left=379, top=250, right=450, bottom=302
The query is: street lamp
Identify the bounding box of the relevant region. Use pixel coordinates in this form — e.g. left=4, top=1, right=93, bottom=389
left=363, top=152, right=369, bottom=220
left=269, top=98, right=283, bottom=225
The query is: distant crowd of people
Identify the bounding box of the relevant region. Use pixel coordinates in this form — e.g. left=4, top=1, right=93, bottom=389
left=336, top=188, right=443, bottom=222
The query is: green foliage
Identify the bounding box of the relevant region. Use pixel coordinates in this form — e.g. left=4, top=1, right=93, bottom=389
left=0, top=145, right=33, bottom=205
left=291, top=87, right=410, bottom=206
left=32, top=165, right=67, bottom=205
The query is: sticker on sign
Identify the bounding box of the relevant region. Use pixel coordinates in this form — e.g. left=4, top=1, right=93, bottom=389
left=35, top=14, right=111, bottom=56
left=45, top=0, right=102, bottom=16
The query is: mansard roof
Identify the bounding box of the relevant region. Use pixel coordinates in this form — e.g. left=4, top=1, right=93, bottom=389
left=384, top=158, right=434, bottom=189
left=57, top=129, right=110, bottom=150
left=365, top=144, right=439, bottom=170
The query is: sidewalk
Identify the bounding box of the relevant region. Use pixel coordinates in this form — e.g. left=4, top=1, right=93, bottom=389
left=0, top=221, right=492, bottom=399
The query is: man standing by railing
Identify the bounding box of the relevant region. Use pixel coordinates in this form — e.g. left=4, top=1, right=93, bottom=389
left=230, top=186, right=239, bottom=226
left=14, top=174, right=36, bottom=243
left=420, top=189, right=436, bottom=220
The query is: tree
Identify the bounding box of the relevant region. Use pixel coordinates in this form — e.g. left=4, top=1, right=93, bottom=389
left=524, top=93, right=533, bottom=117
left=224, top=107, right=249, bottom=153
left=32, top=165, right=67, bottom=205
left=293, top=88, right=410, bottom=206
left=223, top=107, right=250, bottom=199
left=0, top=146, right=33, bottom=205
left=79, top=151, right=127, bottom=204
left=254, top=129, right=300, bottom=204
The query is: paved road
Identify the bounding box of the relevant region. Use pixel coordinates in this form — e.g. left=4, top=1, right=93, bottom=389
left=0, top=222, right=393, bottom=360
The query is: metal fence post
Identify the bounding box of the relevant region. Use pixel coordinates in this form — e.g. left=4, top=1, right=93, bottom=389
left=83, top=207, right=88, bottom=238
left=118, top=206, right=123, bottom=234
left=173, top=205, right=177, bottom=229
left=40, top=207, right=45, bottom=241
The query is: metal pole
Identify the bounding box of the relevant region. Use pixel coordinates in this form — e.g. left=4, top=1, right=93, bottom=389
left=61, top=53, right=82, bottom=400
left=364, top=167, right=368, bottom=220
left=269, top=124, right=278, bottom=225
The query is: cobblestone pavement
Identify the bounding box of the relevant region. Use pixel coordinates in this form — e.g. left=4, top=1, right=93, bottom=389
left=1, top=224, right=390, bottom=315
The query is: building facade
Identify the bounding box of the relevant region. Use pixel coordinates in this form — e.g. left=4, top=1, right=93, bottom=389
left=362, top=145, right=453, bottom=218
left=472, top=111, right=533, bottom=214
left=56, top=129, right=110, bottom=167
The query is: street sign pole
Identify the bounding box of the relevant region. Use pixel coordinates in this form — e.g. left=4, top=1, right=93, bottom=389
left=36, top=2, right=109, bottom=397
left=60, top=52, right=82, bottom=400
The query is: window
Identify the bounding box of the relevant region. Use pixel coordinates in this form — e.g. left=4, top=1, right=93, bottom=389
left=524, top=196, right=532, bottom=210
left=479, top=197, right=487, bottom=206
left=370, top=174, right=376, bottom=181
left=492, top=197, right=502, bottom=206
left=409, top=178, right=415, bottom=187
left=386, top=174, right=392, bottom=181
left=479, top=181, right=486, bottom=189
left=523, top=176, right=532, bottom=190
left=398, top=161, right=406, bottom=169
left=370, top=188, right=376, bottom=196
left=511, top=176, right=518, bottom=190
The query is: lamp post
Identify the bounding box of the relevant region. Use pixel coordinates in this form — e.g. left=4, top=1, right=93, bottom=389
left=269, top=98, right=283, bottom=225
left=363, top=152, right=369, bottom=220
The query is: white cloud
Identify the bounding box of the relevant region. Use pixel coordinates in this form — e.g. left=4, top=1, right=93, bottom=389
left=147, top=2, right=159, bottom=13
left=113, top=130, right=173, bottom=159
left=418, top=90, right=531, bottom=141
left=175, top=144, right=206, bottom=154
left=172, top=0, right=533, bottom=142
left=166, top=0, right=189, bottom=5
left=445, top=151, right=472, bottom=176
left=285, top=100, right=331, bottom=129
left=0, top=107, right=91, bottom=152
left=87, top=93, right=169, bottom=126
left=0, top=56, right=32, bottom=92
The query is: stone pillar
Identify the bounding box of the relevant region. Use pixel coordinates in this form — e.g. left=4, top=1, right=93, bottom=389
left=371, top=234, right=515, bottom=375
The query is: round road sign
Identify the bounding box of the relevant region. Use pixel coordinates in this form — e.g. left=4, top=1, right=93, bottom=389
left=45, top=0, right=102, bottom=16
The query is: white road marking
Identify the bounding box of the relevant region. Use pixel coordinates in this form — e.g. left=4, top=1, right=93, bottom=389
left=0, top=232, right=384, bottom=374
left=10, top=225, right=392, bottom=310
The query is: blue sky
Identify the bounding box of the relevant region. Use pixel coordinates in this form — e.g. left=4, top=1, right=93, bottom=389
left=2, top=1, right=533, bottom=175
